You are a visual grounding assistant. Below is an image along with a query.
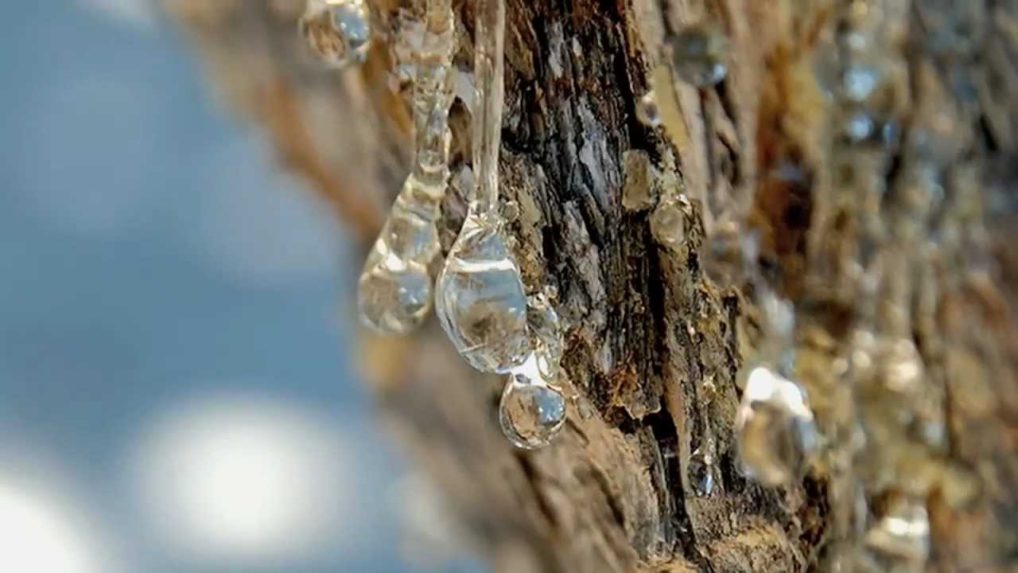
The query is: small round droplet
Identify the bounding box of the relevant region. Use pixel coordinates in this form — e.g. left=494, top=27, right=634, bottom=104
left=499, top=357, right=567, bottom=450
left=300, top=0, right=372, bottom=68
left=688, top=448, right=715, bottom=496
left=735, top=366, right=819, bottom=487
left=669, top=23, right=728, bottom=87
left=636, top=92, right=662, bottom=127
left=650, top=194, right=690, bottom=250
left=842, top=62, right=882, bottom=102
left=502, top=200, right=520, bottom=222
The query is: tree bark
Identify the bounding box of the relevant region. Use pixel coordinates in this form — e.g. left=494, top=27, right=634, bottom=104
left=168, top=0, right=1018, bottom=571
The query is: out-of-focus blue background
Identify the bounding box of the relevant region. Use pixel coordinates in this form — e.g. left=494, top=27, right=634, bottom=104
left=0, top=2, right=476, bottom=571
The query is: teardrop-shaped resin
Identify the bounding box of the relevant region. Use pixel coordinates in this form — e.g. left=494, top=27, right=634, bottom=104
left=499, top=354, right=567, bottom=450
left=735, top=366, right=819, bottom=487
left=863, top=496, right=930, bottom=571
left=299, top=0, right=372, bottom=68
left=357, top=175, right=443, bottom=334
left=688, top=447, right=716, bottom=497
left=669, top=23, right=728, bottom=87
left=435, top=212, right=530, bottom=373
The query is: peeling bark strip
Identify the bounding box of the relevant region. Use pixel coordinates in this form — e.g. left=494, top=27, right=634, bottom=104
left=169, top=0, right=1018, bottom=571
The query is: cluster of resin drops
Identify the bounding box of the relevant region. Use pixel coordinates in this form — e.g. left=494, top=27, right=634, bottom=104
left=295, top=1, right=967, bottom=570
left=300, top=0, right=566, bottom=449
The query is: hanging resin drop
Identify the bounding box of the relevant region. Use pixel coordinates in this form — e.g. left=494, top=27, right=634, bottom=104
left=735, top=366, right=818, bottom=487
left=435, top=0, right=530, bottom=373
left=357, top=1, right=454, bottom=334
left=436, top=212, right=530, bottom=372
left=669, top=23, right=728, bottom=87
left=300, top=0, right=372, bottom=68
left=358, top=175, right=445, bottom=334
left=636, top=91, right=662, bottom=127
left=499, top=353, right=567, bottom=450
left=688, top=447, right=716, bottom=496
left=863, top=497, right=930, bottom=572
left=526, top=291, right=564, bottom=377
left=650, top=193, right=691, bottom=251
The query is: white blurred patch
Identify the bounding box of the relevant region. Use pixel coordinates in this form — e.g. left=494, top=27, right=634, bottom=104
left=78, top=0, right=158, bottom=32
left=189, top=138, right=343, bottom=287
left=0, top=481, right=101, bottom=573
left=132, top=394, right=356, bottom=565
left=394, top=473, right=471, bottom=570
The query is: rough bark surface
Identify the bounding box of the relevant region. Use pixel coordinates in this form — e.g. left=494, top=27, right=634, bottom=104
left=168, top=1, right=1018, bottom=571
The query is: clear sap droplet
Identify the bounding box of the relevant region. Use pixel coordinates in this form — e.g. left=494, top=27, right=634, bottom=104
left=842, top=62, right=882, bottom=102
left=501, top=200, right=520, bottom=222
left=636, top=92, right=662, bottom=127
left=527, top=291, right=564, bottom=378
left=300, top=0, right=371, bottom=68
left=701, top=218, right=752, bottom=285
left=688, top=447, right=715, bottom=496
left=358, top=175, right=443, bottom=334
left=670, top=24, right=728, bottom=87
left=736, top=366, right=819, bottom=487
left=436, top=212, right=530, bottom=373
left=499, top=354, right=567, bottom=450
left=881, top=338, right=924, bottom=394
left=863, top=497, right=930, bottom=571
left=650, top=194, right=690, bottom=250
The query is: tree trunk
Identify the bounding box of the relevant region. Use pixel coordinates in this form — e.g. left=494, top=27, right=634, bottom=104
left=168, top=0, right=1018, bottom=571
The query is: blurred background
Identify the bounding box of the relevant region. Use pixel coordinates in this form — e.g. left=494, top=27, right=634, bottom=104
left=0, top=1, right=478, bottom=571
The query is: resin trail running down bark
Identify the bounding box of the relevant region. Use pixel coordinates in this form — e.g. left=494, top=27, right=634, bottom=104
left=356, top=0, right=454, bottom=335
left=434, top=0, right=530, bottom=374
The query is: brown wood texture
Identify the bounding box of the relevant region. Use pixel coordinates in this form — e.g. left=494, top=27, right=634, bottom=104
left=168, top=1, right=1018, bottom=571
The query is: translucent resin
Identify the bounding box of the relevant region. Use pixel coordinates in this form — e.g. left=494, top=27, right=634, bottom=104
left=499, top=353, right=567, bottom=450
left=736, top=366, right=819, bottom=486
left=669, top=23, right=728, bottom=87
left=435, top=0, right=531, bottom=373
left=863, top=497, right=930, bottom=572
left=299, top=0, right=371, bottom=68
left=357, top=0, right=454, bottom=334
left=436, top=212, right=530, bottom=372
left=688, top=447, right=716, bottom=496
left=636, top=92, right=662, bottom=127
left=358, top=174, right=445, bottom=334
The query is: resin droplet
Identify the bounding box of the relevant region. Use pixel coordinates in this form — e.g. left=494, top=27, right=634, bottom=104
left=669, top=23, right=728, bottom=87
left=358, top=175, right=443, bottom=334
left=863, top=497, right=930, bottom=571
left=436, top=212, right=531, bottom=373
left=842, top=61, right=883, bottom=102
left=688, top=447, right=715, bottom=496
left=358, top=2, right=453, bottom=335
left=436, top=0, right=529, bottom=373
left=650, top=194, right=690, bottom=250
left=736, top=366, right=818, bottom=487
left=499, top=354, right=567, bottom=450
left=880, top=338, right=924, bottom=394
left=527, top=291, right=563, bottom=378
left=636, top=92, right=662, bottom=127
left=701, top=217, right=754, bottom=285
left=300, top=0, right=371, bottom=68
